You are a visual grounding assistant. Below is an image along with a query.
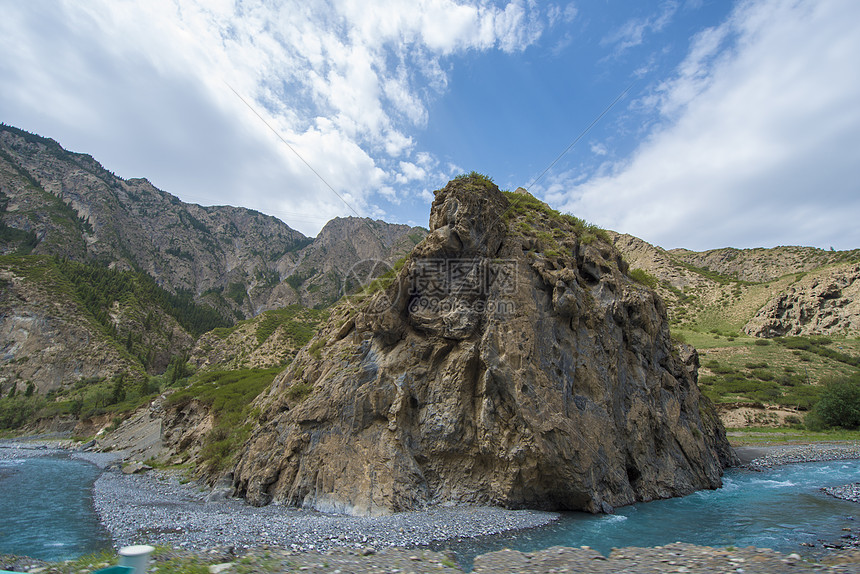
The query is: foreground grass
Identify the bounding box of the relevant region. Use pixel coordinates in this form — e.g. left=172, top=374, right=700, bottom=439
left=726, top=426, right=860, bottom=446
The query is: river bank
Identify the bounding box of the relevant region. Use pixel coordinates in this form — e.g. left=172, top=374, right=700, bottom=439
left=4, top=440, right=860, bottom=572
left=93, top=468, right=558, bottom=553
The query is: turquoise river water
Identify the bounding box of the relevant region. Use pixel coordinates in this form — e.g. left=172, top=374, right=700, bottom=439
left=0, top=455, right=858, bottom=562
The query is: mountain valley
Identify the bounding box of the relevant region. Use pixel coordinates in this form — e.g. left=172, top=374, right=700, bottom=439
left=1, top=123, right=859, bottom=514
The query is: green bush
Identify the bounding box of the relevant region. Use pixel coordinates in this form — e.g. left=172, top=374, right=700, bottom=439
left=0, top=394, right=45, bottom=429
left=779, top=385, right=821, bottom=410
left=807, top=375, right=860, bottom=429
left=751, top=369, right=774, bottom=381
left=629, top=268, right=658, bottom=289
left=166, top=368, right=280, bottom=472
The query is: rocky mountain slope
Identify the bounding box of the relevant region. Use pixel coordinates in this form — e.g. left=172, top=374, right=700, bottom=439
left=0, top=257, right=143, bottom=394
left=0, top=123, right=424, bottom=397
left=189, top=305, right=329, bottom=372
left=0, top=124, right=425, bottom=319
left=231, top=175, right=736, bottom=515
left=609, top=231, right=860, bottom=424
left=744, top=263, right=860, bottom=338
left=609, top=231, right=860, bottom=337
left=261, top=217, right=425, bottom=311
left=0, top=125, right=308, bottom=313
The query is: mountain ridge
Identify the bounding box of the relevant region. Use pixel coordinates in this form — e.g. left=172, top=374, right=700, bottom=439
left=0, top=123, right=425, bottom=396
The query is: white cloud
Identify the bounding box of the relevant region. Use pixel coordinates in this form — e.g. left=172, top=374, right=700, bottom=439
left=590, top=142, right=608, bottom=156
left=547, top=0, right=860, bottom=250
left=0, top=0, right=545, bottom=236
left=603, top=1, right=679, bottom=53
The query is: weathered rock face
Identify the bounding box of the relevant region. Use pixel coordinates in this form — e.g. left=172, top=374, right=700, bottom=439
left=744, top=264, right=860, bottom=338
left=263, top=217, right=427, bottom=311
left=0, top=259, right=144, bottom=394
left=232, top=176, right=736, bottom=515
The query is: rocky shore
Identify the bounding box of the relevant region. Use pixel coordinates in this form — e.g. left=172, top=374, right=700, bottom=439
left=739, top=443, right=860, bottom=470
left=92, top=468, right=558, bottom=553
left=5, top=440, right=860, bottom=572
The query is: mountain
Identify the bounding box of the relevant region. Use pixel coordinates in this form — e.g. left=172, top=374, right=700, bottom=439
left=0, top=124, right=426, bottom=319
left=232, top=175, right=735, bottom=515
left=261, top=217, right=426, bottom=311
left=189, top=305, right=329, bottom=372
left=610, top=231, right=860, bottom=336
left=743, top=263, right=860, bottom=338
left=0, top=124, right=308, bottom=311
left=0, top=123, right=425, bottom=398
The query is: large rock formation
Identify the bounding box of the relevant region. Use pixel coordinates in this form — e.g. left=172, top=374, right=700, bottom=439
left=231, top=175, right=736, bottom=515
left=744, top=263, right=860, bottom=338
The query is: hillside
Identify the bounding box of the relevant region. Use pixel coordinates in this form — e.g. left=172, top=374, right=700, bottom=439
left=189, top=305, right=329, bottom=372
left=0, top=123, right=425, bottom=401
left=609, top=232, right=860, bottom=426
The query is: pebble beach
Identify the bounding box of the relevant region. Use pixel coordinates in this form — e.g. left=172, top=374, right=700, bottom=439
left=92, top=469, right=558, bottom=553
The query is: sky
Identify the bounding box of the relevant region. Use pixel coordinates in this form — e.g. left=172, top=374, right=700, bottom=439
left=1, top=0, right=858, bottom=251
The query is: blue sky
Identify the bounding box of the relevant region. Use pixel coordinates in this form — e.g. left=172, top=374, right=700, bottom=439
left=1, top=0, right=858, bottom=250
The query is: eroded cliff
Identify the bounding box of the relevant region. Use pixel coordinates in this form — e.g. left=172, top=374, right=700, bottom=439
left=232, top=175, right=736, bottom=515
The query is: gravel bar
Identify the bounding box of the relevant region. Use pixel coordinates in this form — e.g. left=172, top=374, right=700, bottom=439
left=825, top=483, right=860, bottom=504
left=741, top=443, right=860, bottom=471
left=93, top=469, right=558, bottom=553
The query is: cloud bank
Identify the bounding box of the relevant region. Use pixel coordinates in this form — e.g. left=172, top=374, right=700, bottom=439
left=0, top=0, right=544, bottom=235
left=546, top=0, right=860, bottom=250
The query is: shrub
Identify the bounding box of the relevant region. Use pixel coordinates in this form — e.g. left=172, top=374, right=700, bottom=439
left=286, top=381, right=313, bottom=402
left=754, top=339, right=771, bottom=346
left=780, top=385, right=821, bottom=410
left=751, top=369, right=774, bottom=381
left=629, top=268, right=658, bottom=289
left=308, top=338, right=327, bottom=360
left=784, top=415, right=803, bottom=427
left=712, top=364, right=736, bottom=375
left=807, top=375, right=860, bottom=429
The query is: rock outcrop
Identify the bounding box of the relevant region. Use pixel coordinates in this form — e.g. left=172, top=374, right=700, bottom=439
left=744, top=264, right=860, bottom=338
left=232, top=175, right=736, bottom=516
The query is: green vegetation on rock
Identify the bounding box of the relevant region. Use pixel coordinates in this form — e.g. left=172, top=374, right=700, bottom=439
left=502, top=189, right=610, bottom=245
left=166, top=368, right=280, bottom=473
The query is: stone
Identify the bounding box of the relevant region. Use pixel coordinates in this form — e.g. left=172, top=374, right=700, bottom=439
left=232, top=175, right=737, bottom=515
left=121, top=462, right=152, bottom=474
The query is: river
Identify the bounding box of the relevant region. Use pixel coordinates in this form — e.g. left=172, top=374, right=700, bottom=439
left=0, top=451, right=858, bottom=563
